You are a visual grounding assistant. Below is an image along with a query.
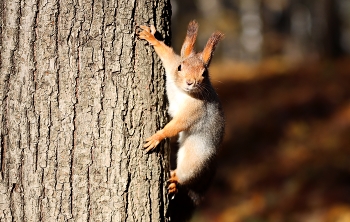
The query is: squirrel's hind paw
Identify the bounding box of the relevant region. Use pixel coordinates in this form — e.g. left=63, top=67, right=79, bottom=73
left=167, top=182, right=178, bottom=194
left=167, top=170, right=179, bottom=195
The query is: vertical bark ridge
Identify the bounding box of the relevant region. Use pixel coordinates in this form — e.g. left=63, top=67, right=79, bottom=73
left=0, top=0, right=4, bottom=182
left=53, top=1, right=62, bottom=220
left=0, top=0, right=21, bottom=221
left=19, top=0, right=41, bottom=220
left=57, top=0, right=77, bottom=219
left=72, top=0, right=95, bottom=220
left=34, top=0, right=61, bottom=220
left=33, top=0, right=40, bottom=173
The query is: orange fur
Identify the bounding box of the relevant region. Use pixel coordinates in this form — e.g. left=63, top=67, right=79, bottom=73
left=138, top=25, right=176, bottom=65
left=137, top=21, right=225, bottom=209
left=201, top=31, right=224, bottom=66
left=144, top=98, right=202, bottom=152
left=181, top=20, right=199, bottom=58
left=167, top=170, right=179, bottom=194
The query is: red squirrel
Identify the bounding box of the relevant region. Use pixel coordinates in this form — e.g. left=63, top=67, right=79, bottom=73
left=138, top=20, right=225, bottom=213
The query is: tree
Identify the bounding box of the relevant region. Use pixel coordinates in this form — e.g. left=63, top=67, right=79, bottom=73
left=0, top=0, right=171, bottom=221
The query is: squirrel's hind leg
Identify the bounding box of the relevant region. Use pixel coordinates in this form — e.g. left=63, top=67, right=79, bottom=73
left=176, top=141, right=207, bottom=184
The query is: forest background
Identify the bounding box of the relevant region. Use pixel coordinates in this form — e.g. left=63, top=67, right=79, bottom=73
left=170, top=0, right=350, bottom=221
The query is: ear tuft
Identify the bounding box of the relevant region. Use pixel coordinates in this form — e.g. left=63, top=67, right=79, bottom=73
left=187, top=20, right=199, bottom=37
left=181, top=20, right=199, bottom=58
left=201, top=31, right=224, bottom=66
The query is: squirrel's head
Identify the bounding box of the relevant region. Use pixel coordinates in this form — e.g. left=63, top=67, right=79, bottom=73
left=176, top=20, right=224, bottom=94
left=176, top=56, right=207, bottom=93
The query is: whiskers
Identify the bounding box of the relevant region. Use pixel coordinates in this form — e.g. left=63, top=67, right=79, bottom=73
left=196, top=83, right=213, bottom=100
left=210, top=77, right=224, bottom=85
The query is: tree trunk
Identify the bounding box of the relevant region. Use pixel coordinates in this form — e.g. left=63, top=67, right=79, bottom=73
left=0, top=0, right=171, bottom=221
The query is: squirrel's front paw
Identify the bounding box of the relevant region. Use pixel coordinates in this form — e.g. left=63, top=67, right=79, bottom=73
left=137, top=25, right=157, bottom=44
left=143, top=131, right=164, bottom=152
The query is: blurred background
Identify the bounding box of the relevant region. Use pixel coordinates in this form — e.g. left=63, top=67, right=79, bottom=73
left=170, top=0, right=350, bottom=221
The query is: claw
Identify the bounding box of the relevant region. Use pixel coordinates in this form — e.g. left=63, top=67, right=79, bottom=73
left=150, top=25, right=156, bottom=35
left=143, top=140, right=159, bottom=152
left=139, top=25, right=151, bottom=32
left=143, top=132, right=163, bottom=152
left=167, top=182, right=178, bottom=195
left=136, top=24, right=158, bottom=45
left=166, top=177, right=177, bottom=184
left=167, top=170, right=179, bottom=195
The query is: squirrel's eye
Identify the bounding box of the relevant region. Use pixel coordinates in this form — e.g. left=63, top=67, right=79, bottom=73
left=177, top=65, right=182, bottom=71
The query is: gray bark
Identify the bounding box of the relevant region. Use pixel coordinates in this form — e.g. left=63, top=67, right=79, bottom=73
left=0, top=0, right=171, bottom=221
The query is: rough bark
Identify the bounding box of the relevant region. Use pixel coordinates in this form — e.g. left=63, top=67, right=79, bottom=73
left=0, top=0, right=171, bottom=221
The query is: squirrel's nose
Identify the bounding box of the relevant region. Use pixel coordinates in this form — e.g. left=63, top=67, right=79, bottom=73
left=186, top=80, right=194, bottom=86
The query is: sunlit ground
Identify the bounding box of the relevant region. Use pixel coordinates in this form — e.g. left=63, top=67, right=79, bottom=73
left=191, top=57, right=350, bottom=222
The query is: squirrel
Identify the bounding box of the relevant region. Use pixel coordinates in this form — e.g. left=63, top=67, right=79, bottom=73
left=137, top=20, right=225, bottom=221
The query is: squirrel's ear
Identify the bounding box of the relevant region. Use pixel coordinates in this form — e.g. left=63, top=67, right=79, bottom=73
left=201, top=31, right=224, bottom=66
left=181, top=20, right=199, bottom=58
